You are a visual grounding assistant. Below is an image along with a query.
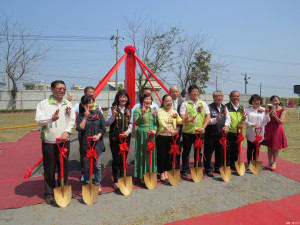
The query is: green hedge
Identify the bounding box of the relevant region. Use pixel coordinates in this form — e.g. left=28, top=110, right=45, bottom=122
left=0, top=109, right=36, bottom=113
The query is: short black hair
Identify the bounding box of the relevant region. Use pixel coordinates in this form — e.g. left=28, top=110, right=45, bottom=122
left=51, top=80, right=65, bottom=89
left=139, top=92, right=153, bottom=105
left=84, top=86, right=95, bottom=94
left=270, top=95, right=280, bottom=102
left=161, top=94, right=172, bottom=108
left=248, top=94, right=263, bottom=105
left=112, top=89, right=130, bottom=107
left=188, top=84, right=199, bottom=93
left=79, top=95, right=94, bottom=114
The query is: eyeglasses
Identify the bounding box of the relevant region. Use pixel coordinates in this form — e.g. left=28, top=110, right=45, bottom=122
left=56, top=88, right=66, bottom=91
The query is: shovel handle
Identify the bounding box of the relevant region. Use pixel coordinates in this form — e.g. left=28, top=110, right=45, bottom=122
left=87, top=136, right=97, bottom=178
left=56, top=138, right=66, bottom=179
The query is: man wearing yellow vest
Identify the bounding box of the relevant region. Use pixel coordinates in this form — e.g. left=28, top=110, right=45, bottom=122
left=225, top=90, right=246, bottom=170
left=180, top=84, right=210, bottom=180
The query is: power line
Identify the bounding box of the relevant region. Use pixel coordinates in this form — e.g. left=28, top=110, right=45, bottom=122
left=214, top=52, right=300, bottom=66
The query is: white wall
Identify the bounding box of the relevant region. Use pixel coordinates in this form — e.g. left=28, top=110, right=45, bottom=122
left=0, top=90, right=253, bottom=110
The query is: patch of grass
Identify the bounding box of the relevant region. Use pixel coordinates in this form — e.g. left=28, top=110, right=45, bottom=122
left=0, top=111, right=37, bottom=143
left=242, top=119, right=300, bottom=164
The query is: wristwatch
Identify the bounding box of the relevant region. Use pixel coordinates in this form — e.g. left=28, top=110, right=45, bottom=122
left=202, top=126, right=205, bottom=129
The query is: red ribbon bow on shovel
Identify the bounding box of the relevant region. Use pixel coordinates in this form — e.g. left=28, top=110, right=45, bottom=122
left=236, top=126, right=244, bottom=156
left=146, top=132, right=155, bottom=152
left=85, top=137, right=98, bottom=160
left=194, top=132, right=204, bottom=162
left=253, top=127, right=262, bottom=156
left=119, top=134, right=130, bottom=171
left=119, top=134, right=130, bottom=154
left=219, top=130, right=228, bottom=161
left=56, top=138, right=68, bottom=159
left=169, top=132, right=180, bottom=155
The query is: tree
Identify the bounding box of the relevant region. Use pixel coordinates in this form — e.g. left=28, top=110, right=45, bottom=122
left=175, top=35, right=225, bottom=94
left=125, top=15, right=182, bottom=93
left=0, top=18, right=48, bottom=109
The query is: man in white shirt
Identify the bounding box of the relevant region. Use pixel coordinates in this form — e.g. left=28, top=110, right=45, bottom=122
left=132, top=88, right=159, bottom=114
left=35, top=80, right=75, bottom=204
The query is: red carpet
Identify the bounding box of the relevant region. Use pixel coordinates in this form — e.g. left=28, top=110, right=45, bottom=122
left=168, top=193, right=300, bottom=225
left=0, top=131, right=299, bottom=211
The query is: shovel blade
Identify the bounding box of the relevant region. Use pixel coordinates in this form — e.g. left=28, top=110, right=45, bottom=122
left=190, top=167, right=203, bottom=183
left=220, top=166, right=231, bottom=182
left=144, top=172, right=157, bottom=190
left=53, top=185, right=72, bottom=208
left=118, top=176, right=133, bottom=196
left=235, top=161, right=246, bottom=176
left=250, top=160, right=263, bottom=175
left=101, top=164, right=105, bottom=181
left=82, top=183, right=99, bottom=205
left=167, top=169, right=181, bottom=186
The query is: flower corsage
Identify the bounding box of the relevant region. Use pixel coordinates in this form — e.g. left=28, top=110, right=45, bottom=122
left=126, top=109, right=131, bottom=118
left=65, top=107, right=71, bottom=115
left=197, top=105, right=203, bottom=113
left=172, top=112, right=178, bottom=119
left=90, top=112, right=99, bottom=120
left=257, top=108, right=264, bottom=113
left=152, top=108, right=157, bottom=118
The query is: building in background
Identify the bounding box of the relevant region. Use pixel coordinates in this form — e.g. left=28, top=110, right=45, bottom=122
left=23, top=80, right=51, bottom=90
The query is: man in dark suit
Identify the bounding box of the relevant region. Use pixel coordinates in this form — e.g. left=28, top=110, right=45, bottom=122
left=204, top=90, right=231, bottom=177
left=169, top=86, right=184, bottom=169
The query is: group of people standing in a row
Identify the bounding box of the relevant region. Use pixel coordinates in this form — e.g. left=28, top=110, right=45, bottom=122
left=35, top=80, right=287, bottom=204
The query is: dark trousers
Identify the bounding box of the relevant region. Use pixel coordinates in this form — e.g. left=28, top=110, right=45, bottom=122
left=176, top=127, right=183, bottom=169
left=182, top=133, right=203, bottom=173
left=247, top=140, right=261, bottom=164
left=110, top=140, right=130, bottom=183
left=204, top=134, right=223, bottom=172
left=226, top=132, right=238, bottom=167
left=42, top=141, right=70, bottom=197
left=156, top=135, right=172, bottom=173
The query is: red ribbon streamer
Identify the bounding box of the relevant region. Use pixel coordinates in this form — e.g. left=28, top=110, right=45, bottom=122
left=169, top=132, right=180, bottom=165
left=236, top=126, right=244, bottom=157
left=56, top=138, right=68, bottom=179
left=119, top=134, right=130, bottom=171
left=146, top=132, right=155, bottom=168
left=219, top=131, right=228, bottom=161
left=194, top=132, right=203, bottom=163
left=85, top=137, right=98, bottom=176
left=253, top=127, right=262, bottom=157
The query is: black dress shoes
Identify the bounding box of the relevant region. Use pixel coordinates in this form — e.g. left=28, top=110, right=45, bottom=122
left=45, top=195, right=55, bottom=205
left=206, top=171, right=214, bottom=177
left=181, top=172, right=188, bottom=180
left=214, top=168, right=220, bottom=174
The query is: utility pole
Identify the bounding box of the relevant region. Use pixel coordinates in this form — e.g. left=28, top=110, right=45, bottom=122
left=260, top=82, right=262, bottom=96
left=242, top=73, right=250, bottom=94
left=111, top=30, right=124, bottom=91
left=216, top=75, right=218, bottom=91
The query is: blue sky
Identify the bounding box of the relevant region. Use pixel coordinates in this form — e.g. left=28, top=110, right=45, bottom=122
left=1, top=0, right=299, bottom=97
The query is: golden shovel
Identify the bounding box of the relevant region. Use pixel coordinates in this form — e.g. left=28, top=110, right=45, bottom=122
left=219, top=131, right=231, bottom=182
left=54, top=138, right=72, bottom=208
left=191, top=131, right=203, bottom=183
left=82, top=137, right=99, bottom=205
left=118, top=134, right=133, bottom=196
left=168, top=132, right=181, bottom=186
left=235, top=126, right=246, bottom=176
left=250, top=127, right=263, bottom=175
left=144, top=132, right=157, bottom=190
